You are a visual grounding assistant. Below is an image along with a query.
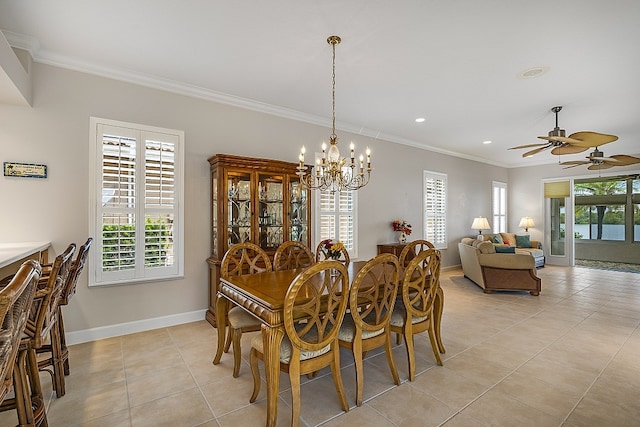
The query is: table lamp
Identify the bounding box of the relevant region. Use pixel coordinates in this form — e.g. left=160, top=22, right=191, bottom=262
left=471, top=217, right=491, bottom=240
left=519, top=216, right=535, bottom=233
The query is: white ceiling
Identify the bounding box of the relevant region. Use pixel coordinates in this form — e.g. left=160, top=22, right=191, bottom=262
left=1, top=0, right=639, bottom=168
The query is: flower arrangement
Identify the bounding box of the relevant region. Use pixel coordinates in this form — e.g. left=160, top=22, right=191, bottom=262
left=321, top=239, right=345, bottom=259
left=391, top=219, right=412, bottom=235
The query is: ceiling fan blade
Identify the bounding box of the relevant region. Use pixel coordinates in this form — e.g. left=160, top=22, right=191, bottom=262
left=562, top=163, right=586, bottom=169
left=588, top=163, right=615, bottom=170
left=560, top=160, right=590, bottom=166
left=509, top=143, right=550, bottom=150
left=522, top=146, right=551, bottom=157
left=538, top=135, right=582, bottom=144
left=600, top=157, right=622, bottom=163
left=609, top=155, right=640, bottom=165
left=568, top=131, right=619, bottom=147
left=551, top=145, right=589, bottom=155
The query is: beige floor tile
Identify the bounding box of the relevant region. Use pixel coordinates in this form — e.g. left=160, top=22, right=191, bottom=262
left=129, top=388, right=214, bottom=427
left=322, top=403, right=395, bottom=426
left=462, top=388, right=563, bottom=427
left=493, top=371, right=582, bottom=419
left=126, top=364, right=197, bottom=407
left=367, top=383, right=457, bottom=426
left=78, top=409, right=131, bottom=427
left=123, top=344, right=185, bottom=378
left=411, top=365, right=490, bottom=410
left=47, top=380, right=129, bottom=425
left=200, top=370, right=258, bottom=417
left=441, top=412, right=490, bottom=427
left=215, top=396, right=292, bottom=427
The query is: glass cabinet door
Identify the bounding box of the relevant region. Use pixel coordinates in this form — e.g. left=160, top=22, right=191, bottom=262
left=289, top=177, right=308, bottom=243
left=227, top=171, right=252, bottom=245
left=258, top=174, right=284, bottom=250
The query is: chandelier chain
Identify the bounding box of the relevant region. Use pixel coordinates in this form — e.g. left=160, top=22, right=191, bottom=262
left=331, top=38, right=336, bottom=140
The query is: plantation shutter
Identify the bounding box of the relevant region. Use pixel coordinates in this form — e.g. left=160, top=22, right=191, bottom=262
left=423, top=171, right=447, bottom=249
left=317, top=186, right=356, bottom=256
left=91, top=118, right=183, bottom=286
left=492, top=181, right=507, bottom=233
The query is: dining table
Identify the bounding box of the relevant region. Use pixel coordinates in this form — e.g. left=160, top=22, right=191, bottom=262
left=0, top=241, right=50, bottom=279
left=213, top=259, right=444, bottom=427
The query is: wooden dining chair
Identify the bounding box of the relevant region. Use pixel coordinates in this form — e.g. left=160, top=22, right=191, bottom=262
left=315, top=240, right=350, bottom=266
left=398, top=239, right=434, bottom=269
left=273, top=241, right=314, bottom=271
left=397, top=239, right=445, bottom=354
left=390, top=248, right=443, bottom=381
left=338, top=253, right=401, bottom=406
left=219, top=242, right=272, bottom=377
left=249, top=260, right=350, bottom=426
left=0, top=260, right=40, bottom=426
left=37, top=237, right=92, bottom=383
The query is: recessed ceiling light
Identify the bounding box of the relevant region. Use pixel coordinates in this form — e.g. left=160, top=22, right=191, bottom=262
left=483, top=140, right=492, bottom=145
left=415, top=117, right=425, bottom=123
left=518, top=66, right=549, bottom=79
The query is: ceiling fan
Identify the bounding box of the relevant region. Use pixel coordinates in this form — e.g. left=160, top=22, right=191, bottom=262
left=509, top=106, right=619, bottom=158
left=560, top=147, right=640, bottom=170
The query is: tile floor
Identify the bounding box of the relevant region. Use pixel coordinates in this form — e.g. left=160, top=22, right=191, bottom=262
left=2, top=265, right=639, bottom=426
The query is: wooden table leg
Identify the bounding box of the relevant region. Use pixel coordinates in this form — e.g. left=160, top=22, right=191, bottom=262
left=262, top=323, right=284, bottom=427
left=213, top=293, right=227, bottom=365
left=434, top=285, right=446, bottom=353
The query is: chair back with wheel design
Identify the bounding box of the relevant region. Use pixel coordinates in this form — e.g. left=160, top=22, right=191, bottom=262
left=338, top=253, right=400, bottom=405
left=399, top=239, right=435, bottom=269
left=273, top=241, right=314, bottom=271
left=249, top=260, right=350, bottom=425
left=284, top=260, right=349, bottom=358
left=221, top=242, right=272, bottom=277
left=401, top=248, right=440, bottom=321
left=218, top=242, right=271, bottom=377
left=0, top=260, right=40, bottom=403
left=60, top=237, right=92, bottom=305
left=315, top=240, right=350, bottom=266
left=391, top=248, right=442, bottom=380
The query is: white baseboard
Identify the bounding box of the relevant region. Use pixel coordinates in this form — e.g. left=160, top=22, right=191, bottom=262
left=66, top=309, right=208, bottom=345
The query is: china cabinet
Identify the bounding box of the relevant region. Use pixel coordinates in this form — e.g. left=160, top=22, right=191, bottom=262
left=206, top=154, right=311, bottom=326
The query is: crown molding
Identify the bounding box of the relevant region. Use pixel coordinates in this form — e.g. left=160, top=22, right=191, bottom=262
left=2, top=29, right=518, bottom=168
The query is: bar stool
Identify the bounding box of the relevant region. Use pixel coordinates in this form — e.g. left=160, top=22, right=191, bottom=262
left=38, top=238, right=92, bottom=383
left=0, top=260, right=40, bottom=426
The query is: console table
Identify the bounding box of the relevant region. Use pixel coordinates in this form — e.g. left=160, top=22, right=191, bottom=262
left=377, top=243, right=408, bottom=257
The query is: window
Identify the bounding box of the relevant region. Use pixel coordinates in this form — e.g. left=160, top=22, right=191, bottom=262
left=574, top=178, right=628, bottom=242
left=89, top=117, right=184, bottom=286
left=315, top=186, right=357, bottom=259
left=423, top=171, right=447, bottom=249
left=492, top=181, right=507, bottom=233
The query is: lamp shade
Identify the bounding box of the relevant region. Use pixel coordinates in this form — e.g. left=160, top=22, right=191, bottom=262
left=471, top=217, right=491, bottom=232
left=519, top=216, right=535, bottom=231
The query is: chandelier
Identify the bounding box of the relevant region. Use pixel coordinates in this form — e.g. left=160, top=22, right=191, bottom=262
left=297, top=35, right=372, bottom=192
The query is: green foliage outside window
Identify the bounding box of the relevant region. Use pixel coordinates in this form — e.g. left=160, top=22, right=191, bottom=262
left=102, top=217, right=172, bottom=271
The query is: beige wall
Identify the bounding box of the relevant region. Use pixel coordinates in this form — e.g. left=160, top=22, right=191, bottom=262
left=0, top=63, right=508, bottom=337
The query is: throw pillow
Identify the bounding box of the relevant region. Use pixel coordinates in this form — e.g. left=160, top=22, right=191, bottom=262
left=492, top=234, right=504, bottom=244
left=500, top=232, right=517, bottom=247
left=495, top=245, right=516, bottom=253
left=515, top=234, right=532, bottom=248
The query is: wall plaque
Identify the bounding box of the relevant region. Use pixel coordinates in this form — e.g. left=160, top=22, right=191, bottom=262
left=3, top=162, right=48, bottom=178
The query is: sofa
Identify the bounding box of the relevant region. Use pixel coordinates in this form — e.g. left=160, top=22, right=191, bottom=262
left=482, top=232, right=545, bottom=268
left=458, top=237, right=541, bottom=296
